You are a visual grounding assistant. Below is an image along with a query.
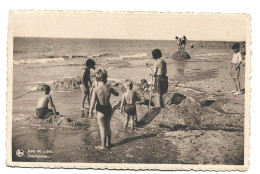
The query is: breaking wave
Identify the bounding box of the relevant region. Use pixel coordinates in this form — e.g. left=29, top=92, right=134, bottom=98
left=194, top=53, right=231, bottom=57
left=14, top=57, right=66, bottom=65
left=107, top=53, right=148, bottom=60
left=13, top=53, right=148, bottom=64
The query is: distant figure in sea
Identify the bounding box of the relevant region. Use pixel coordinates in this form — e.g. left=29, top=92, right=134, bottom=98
left=190, top=43, right=194, bottom=53
left=36, top=85, right=59, bottom=121
left=88, top=68, right=119, bottom=149
left=230, top=43, right=243, bottom=95
left=151, top=49, right=168, bottom=107
left=175, top=36, right=181, bottom=51
left=181, top=36, right=187, bottom=50
left=178, top=37, right=183, bottom=51
left=120, top=79, right=140, bottom=131
left=79, top=59, right=96, bottom=110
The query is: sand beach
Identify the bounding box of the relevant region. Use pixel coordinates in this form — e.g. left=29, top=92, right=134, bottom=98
left=12, top=38, right=246, bottom=165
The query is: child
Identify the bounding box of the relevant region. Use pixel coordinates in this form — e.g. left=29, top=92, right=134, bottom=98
left=88, top=68, right=119, bottom=149
left=120, top=79, right=139, bottom=131
left=152, top=49, right=168, bottom=107
left=230, top=43, right=243, bottom=95
left=79, top=59, right=96, bottom=110
left=190, top=43, right=194, bottom=53
left=36, top=85, right=59, bottom=120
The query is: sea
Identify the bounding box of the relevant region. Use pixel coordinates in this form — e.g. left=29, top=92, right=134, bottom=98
left=13, top=37, right=239, bottom=100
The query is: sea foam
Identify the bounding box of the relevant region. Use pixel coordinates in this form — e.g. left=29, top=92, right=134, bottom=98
left=107, top=53, right=147, bottom=60
left=14, top=57, right=66, bottom=65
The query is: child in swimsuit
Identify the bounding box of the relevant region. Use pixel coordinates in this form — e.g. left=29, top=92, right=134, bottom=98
left=80, top=59, right=96, bottom=110
left=152, top=49, right=168, bottom=107
left=36, top=85, right=58, bottom=120
left=88, top=68, right=119, bottom=149
left=120, top=79, right=139, bottom=131
left=230, top=43, right=243, bottom=95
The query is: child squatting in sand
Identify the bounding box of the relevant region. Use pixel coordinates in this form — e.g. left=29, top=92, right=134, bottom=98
left=120, top=79, right=140, bottom=131
left=36, top=85, right=59, bottom=121
left=79, top=59, right=96, bottom=110
left=88, top=68, right=119, bottom=149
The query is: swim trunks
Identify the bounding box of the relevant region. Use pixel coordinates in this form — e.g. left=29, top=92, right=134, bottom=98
left=153, top=75, right=168, bottom=94
left=96, top=104, right=112, bottom=116
left=36, top=108, right=53, bottom=119
left=124, top=103, right=136, bottom=115
left=230, top=64, right=240, bottom=79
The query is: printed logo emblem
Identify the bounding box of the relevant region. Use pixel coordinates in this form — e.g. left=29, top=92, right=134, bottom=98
left=16, top=149, right=24, bottom=157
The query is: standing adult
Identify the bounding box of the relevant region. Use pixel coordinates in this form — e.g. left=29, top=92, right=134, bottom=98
left=151, top=49, right=168, bottom=107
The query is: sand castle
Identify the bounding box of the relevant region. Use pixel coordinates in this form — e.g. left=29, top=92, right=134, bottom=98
left=171, top=51, right=191, bottom=60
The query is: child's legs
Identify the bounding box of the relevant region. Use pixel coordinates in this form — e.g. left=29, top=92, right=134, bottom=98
left=96, top=112, right=106, bottom=149
left=134, top=113, right=137, bottom=122
left=105, top=116, right=111, bottom=147
left=155, top=93, right=164, bottom=107
left=154, top=93, right=160, bottom=107
left=234, top=78, right=241, bottom=91
left=160, top=93, right=164, bottom=107
left=124, top=114, right=130, bottom=130
left=232, top=78, right=238, bottom=91
left=80, top=85, right=89, bottom=108
left=129, top=115, right=134, bottom=130
left=43, top=109, right=55, bottom=119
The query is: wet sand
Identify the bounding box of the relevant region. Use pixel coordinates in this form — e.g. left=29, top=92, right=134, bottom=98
left=12, top=56, right=245, bottom=165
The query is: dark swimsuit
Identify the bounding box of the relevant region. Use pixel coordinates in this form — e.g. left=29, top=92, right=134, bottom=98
left=125, top=103, right=136, bottom=115
left=96, top=103, right=112, bottom=116
left=36, top=108, right=52, bottom=119
left=153, top=60, right=168, bottom=94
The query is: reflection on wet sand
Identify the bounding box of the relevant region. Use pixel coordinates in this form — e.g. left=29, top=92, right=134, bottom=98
left=176, top=60, right=186, bottom=77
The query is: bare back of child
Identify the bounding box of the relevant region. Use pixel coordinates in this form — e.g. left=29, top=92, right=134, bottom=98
left=36, top=85, right=58, bottom=120
left=89, top=69, right=119, bottom=150
left=121, top=80, right=138, bottom=131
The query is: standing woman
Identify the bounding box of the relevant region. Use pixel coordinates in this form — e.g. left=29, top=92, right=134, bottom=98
left=80, top=59, right=96, bottom=110
left=152, top=49, right=168, bottom=107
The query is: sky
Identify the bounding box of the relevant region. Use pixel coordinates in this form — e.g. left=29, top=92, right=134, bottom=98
left=11, top=11, right=249, bottom=41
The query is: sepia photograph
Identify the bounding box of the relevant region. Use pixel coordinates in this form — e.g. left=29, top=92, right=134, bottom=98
left=7, top=11, right=250, bottom=170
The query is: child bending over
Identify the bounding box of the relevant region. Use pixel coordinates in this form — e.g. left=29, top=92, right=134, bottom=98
left=36, top=85, right=59, bottom=120
left=120, top=79, right=140, bottom=131
left=88, top=68, right=119, bottom=149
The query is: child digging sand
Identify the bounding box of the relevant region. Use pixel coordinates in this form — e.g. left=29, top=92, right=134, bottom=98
left=88, top=68, right=119, bottom=149
left=79, top=59, right=96, bottom=110
left=230, top=43, right=243, bottom=95
left=36, top=85, right=59, bottom=121
left=120, top=79, right=140, bottom=131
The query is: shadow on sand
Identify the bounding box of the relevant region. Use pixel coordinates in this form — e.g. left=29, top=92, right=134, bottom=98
left=138, top=107, right=162, bottom=126
left=113, top=133, right=156, bottom=147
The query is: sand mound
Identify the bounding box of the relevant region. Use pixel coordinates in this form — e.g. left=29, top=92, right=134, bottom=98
left=52, top=76, right=81, bottom=90
left=171, top=51, right=191, bottom=60
left=137, top=93, right=243, bottom=131
left=25, top=115, right=83, bottom=127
